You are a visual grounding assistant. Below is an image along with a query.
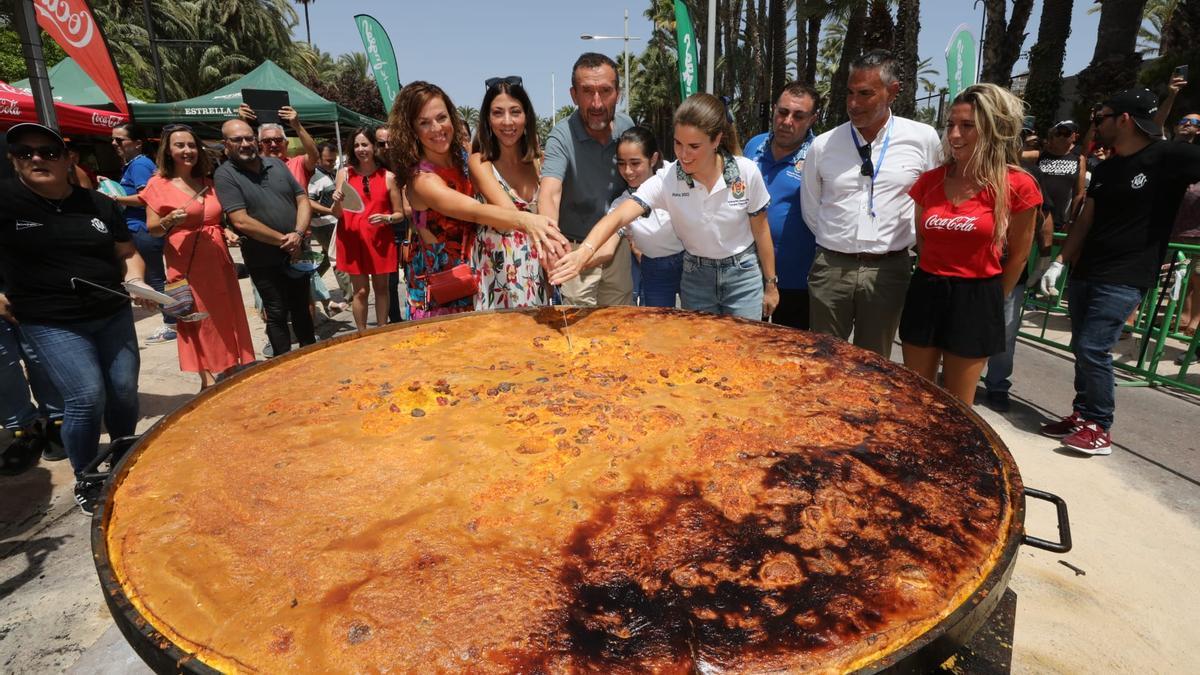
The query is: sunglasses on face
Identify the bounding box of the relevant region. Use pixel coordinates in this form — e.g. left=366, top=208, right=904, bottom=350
left=1179, top=119, right=1200, bottom=128
left=260, top=137, right=287, bottom=146
left=485, top=75, right=523, bottom=90
left=1092, top=112, right=1117, bottom=123
left=10, top=144, right=64, bottom=161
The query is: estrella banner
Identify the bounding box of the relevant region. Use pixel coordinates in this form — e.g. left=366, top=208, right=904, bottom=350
left=354, top=14, right=401, bottom=109
left=34, top=0, right=129, bottom=114
left=673, top=0, right=699, bottom=99
left=945, top=24, right=977, bottom=102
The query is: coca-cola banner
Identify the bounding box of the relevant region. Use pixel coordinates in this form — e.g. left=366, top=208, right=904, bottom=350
left=34, top=0, right=129, bottom=115
left=1, top=80, right=127, bottom=134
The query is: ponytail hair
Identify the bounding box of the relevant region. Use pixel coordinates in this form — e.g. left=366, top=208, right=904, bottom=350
left=674, top=93, right=741, bottom=156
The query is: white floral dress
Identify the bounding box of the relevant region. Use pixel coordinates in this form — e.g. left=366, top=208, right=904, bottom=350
left=472, top=165, right=550, bottom=309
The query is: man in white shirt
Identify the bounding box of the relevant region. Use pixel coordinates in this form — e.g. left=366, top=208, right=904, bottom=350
left=801, top=50, right=941, bottom=357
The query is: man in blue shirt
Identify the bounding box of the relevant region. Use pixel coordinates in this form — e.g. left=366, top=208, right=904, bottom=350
left=743, top=82, right=821, bottom=328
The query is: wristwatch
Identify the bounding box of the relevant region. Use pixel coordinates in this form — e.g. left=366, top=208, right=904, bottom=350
left=764, top=276, right=779, bottom=287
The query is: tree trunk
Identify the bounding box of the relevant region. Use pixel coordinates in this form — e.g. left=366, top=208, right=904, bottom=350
left=1023, top=0, right=1074, bottom=134
left=894, top=0, right=920, bottom=118
left=1075, top=0, right=1150, bottom=115
left=826, top=0, right=869, bottom=128
left=980, top=0, right=1035, bottom=86
left=796, top=2, right=808, bottom=83
left=806, top=15, right=821, bottom=85
left=863, top=0, right=895, bottom=52
left=769, top=0, right=787, bottom=97
left=721, top=0, right=744, bottom=97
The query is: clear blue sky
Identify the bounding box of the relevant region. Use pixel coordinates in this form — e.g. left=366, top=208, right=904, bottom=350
left=294, top=1, right=1103, bottom=118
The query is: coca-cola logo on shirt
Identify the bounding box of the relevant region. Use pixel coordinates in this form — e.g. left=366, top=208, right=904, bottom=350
left=924, top=214, right=978, bottom=232
left=34, top=0, right=95, bottom=49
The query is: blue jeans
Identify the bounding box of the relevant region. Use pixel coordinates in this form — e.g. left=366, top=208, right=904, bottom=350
left=680, top=247, right=763, bottom=320
left=1, top=320, right=62, bottom=429
left=19, top=307, right=140, bottom=477
left=639, top=251, right=683, bottom=308
left=1067, top=279, right=1143, bottom=430
left=984, top=283, right=1026, bottom=394
left=130, top=228, right=176, bottom=326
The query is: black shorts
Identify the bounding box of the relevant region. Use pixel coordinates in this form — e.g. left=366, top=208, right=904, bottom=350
left=899, top=269, right=1005, bottom=358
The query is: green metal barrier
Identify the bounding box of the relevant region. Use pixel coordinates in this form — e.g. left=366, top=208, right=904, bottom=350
left=1017, top=236, right=1200, bottom=396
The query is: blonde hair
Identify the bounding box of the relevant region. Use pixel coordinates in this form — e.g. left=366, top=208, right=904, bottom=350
left=674, top=93, right=741, bottom=156
left=945, top=83, right=1029, bottom=247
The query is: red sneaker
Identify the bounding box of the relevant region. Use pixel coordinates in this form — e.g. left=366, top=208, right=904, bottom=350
left=1062, top=422, right=1112, bottom=456
left=1040, top=411, right=1084, bottom=438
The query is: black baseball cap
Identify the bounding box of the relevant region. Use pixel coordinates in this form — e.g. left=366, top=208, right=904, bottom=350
left=5, top=122, right=65, bottom=147
left=1050, top=120, right=1079, bottom=133
left=1104, top=88, right=1162, bottom=137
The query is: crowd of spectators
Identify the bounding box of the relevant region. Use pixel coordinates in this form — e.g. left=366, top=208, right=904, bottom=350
left=2, top=49, right=1198, bottom=516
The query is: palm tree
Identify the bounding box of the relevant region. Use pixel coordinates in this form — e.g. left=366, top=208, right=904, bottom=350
left=826, top=0, right=868, bottom=128
left=294, top=0, right=315, bottom=45
left=1075, top=0, right=1151, bottom=114
left=457, top=106, right=480, bottom=134
left=894, top=0, right=921, bottom=118
left=979, top=0, right=1035, bottom=86
left=1024, top=0, right=1075, bottom=134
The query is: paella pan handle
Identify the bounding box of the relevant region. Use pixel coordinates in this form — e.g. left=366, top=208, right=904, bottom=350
left=1022, top=487, right=1073, bottom=553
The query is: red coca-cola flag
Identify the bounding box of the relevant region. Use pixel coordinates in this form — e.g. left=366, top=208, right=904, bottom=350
left=34, top=0, right=129, bottom=115
left=1, top=81, right=128, bottom=135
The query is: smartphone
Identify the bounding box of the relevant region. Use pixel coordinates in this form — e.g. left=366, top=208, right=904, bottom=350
left=1175, top=64, right=1190, bottom=81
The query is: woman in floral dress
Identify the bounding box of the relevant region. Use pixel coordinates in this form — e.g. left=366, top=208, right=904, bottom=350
left=467, top=77, right=550, bottom=309
left=386, top=81, right=566, bottom=319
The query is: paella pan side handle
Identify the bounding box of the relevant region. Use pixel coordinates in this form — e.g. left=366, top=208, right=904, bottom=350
left=1022, top=487, right=1073, bottom=553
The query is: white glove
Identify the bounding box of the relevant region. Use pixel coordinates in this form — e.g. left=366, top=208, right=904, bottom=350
left=1170, top=263, right=1187, bottom=302
left=1039, top=261, right=1064, bottom=297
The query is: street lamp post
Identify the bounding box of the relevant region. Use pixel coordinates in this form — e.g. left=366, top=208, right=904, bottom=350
left=580, top=9, right=641, bottom=114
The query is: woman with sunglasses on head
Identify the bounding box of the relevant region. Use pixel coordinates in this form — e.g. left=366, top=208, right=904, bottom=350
left=330, top=127, right=405, bottom=331
left=111, top=123, right=176, bottom=344
left=468, top=76, right=552, bottom=309
left=551, top=93, right=779, bottom=320
left=898, top=83, right=1040, bottom=405
left=141, top=124, right=255, bottom=389
left=387, top=81, right=567, bottom=319
left=0, top=123, right=158, bottom=515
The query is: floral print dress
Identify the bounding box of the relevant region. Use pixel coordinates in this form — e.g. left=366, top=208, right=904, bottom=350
left=405, top=161, right=478, bottom=319
left=472, top=164, right=550, bottom=310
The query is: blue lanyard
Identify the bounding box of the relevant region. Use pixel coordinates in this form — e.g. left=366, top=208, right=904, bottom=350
left=850, top=116, right=894, bottom=217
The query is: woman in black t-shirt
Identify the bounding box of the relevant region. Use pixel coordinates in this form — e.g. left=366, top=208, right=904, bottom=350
left=0, top=123, right=156, bottom=516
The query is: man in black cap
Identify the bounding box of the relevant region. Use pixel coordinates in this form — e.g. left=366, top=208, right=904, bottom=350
left=1038, top=88, right=1200, bottom=455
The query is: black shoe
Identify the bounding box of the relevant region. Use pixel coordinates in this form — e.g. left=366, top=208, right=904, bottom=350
left=42, top=419, right=67, bottom=461
left=74, top=479, right=104, bottom=517
left=1, top=425, right=44, bottom=476
left=985, top=391, right=1011, bottom=413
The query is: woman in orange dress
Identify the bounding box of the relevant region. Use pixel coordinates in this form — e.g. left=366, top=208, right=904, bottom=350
left=143, top=124, right=255, bottom=389
left=331, top=127, right=404, bottom=331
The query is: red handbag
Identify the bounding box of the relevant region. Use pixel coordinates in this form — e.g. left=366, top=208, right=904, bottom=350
left=419, top=222, right=478, bottom=306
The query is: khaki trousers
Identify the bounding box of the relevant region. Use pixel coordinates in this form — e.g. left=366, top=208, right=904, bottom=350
left=561, top=237, right=634, bottom=306
left=807, top=248, right=912, bottom=359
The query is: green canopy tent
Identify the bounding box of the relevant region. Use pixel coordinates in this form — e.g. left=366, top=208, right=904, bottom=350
left=129, top=60, right=382, bottom=142
left=12, top=57, right=145, bottom=110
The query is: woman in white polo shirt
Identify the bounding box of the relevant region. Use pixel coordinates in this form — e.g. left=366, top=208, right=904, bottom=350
left=551, top=93, right=779, bottom=320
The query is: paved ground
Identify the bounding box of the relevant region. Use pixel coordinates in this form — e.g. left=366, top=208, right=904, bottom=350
left=1, top=270, right=1198, bottom=673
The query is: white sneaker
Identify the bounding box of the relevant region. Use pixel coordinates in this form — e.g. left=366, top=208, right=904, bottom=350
left=145, top=326, right=177, bottom=344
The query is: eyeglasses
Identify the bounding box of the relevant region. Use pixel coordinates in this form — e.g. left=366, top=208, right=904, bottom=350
left=1092, top=112, right=1117, bottom=124
left=260, top=137, right=287, bottom=146
left=9, top=144, right=64, bottom=161
left=111, top=137, right=131, bottom=144
left=857, top=142, right=873, bottom=177
left=1179, top=119, right=1200, bottom=128
left=485, top=75, right=523, bottom=90
left=225, top=135, right=256, bottom=144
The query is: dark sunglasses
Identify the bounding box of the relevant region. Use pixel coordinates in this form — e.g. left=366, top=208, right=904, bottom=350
left=10, top=144, right=64, bottom=161
left=362, top=174, right=371, bottom=199
left=260, top=137, right=287, bottom=145
left=857, top=142, right=873, bottom=177
left=485, top=75, right=523, bottom=90
left=1179, top=118, right=1200, bottom=128
left=1092, top=112, right=1117, bottom=123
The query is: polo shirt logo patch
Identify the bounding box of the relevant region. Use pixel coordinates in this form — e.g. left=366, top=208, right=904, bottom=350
left=1131, top=173, right=1147, bottom=190
left=15, top=219, right=43, bottom=230
left=731, top=179, right=746, bottom=199
left=91, top=218, right=108, bottom=234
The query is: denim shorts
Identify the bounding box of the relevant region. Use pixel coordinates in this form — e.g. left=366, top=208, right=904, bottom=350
left=680, top=246, right=763, bottom=320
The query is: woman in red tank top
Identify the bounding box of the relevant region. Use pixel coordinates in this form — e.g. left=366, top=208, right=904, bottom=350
left=385, top=82, right=568, bottom=319
left=899, top=83, right=1041, bottom=404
